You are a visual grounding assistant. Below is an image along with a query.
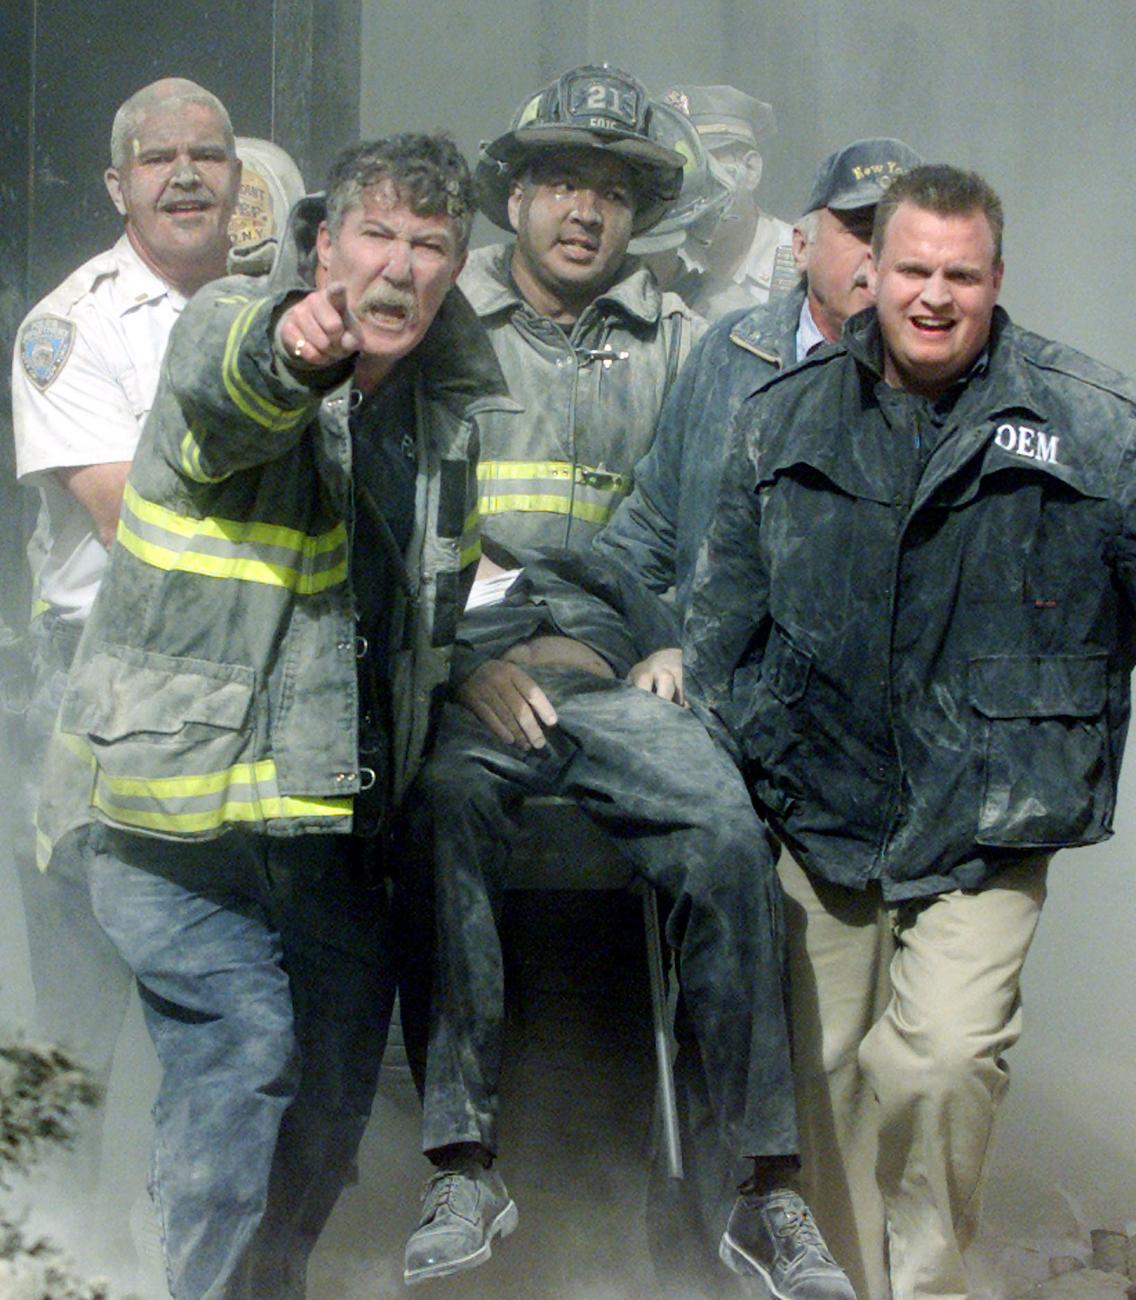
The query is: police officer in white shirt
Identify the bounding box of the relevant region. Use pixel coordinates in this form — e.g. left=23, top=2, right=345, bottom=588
left=10, top=75, right=241, bottom=1259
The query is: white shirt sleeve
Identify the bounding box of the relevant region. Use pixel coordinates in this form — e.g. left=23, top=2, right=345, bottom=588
left=13, top=305, right=147, bottom=483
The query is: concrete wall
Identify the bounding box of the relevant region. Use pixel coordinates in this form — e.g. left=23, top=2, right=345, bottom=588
left=356, top=0, right=1136, bottom=1234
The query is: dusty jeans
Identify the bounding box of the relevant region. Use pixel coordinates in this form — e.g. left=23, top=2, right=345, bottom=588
left=400, top=668, right=797, bottom=1170
left=88, top=825, right=395, bottom=1300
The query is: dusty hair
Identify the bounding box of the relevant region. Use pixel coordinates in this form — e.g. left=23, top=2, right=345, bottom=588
left=872, top=163, right=1004, bottom=264
left=110, top=77, right=235, bottom=168
left=324, top=134, right=475, bottom=253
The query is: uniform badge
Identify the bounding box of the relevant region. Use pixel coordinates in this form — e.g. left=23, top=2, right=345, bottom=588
left=19, top=316, right=76, bottom=392
left=663, top=88, right=692, bottom=117
left=769, top=243, right=799, bottom=299
left=228, top=166, right=275, bottom=247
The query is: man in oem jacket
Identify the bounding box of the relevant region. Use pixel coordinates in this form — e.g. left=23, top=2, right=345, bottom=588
left=685, top=163, right=1136, bottom=1300
left=594, top=135, right=922, bottom=1299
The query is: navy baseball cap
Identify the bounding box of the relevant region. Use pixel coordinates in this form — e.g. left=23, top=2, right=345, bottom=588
left=803, top=138, right=923, bottom=213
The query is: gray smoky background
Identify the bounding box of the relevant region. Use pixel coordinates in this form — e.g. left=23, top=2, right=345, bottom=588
left=2, top=2, right=1133, bottom=1297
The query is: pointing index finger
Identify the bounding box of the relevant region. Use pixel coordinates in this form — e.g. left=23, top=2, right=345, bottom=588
left=325, top=281, right=350, bottom=322
left=324, top=282, right=359, bottom=354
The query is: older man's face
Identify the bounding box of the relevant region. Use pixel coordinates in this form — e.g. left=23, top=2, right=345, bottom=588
left=105, top=100, right=240, bottom=286
left=317, top=180, right=465, bottom=376
left=795, top=205, right=875, bottom=342
left=869, top=200, right=1003, bottom=398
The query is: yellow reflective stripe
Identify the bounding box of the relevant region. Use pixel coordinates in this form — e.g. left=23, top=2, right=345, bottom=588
left=117, top=482, right=347, bottom=594
left=222, top=300, right=310, bottom=433
left=459, top=505, right=480, bottom=570
left=91, top=792, right=351, bottom=833
left=35, top=826, right=53, bottom=872
left=478, top=492, right=617, bottom=526
left=98, top=757, right=276, bottom=800
left=91, top=757, right=352, bottom=834
left=61, top=730, right=95, bottom=762
left=476, top=459, right=631, bottom=524
left=179, top=429, right=231, bottom=484
left=31, top=598, right=51, bottom=618
left=115, top=528, right=347, bottom=593
left=123, top=482, right=343, bottom=554
left=460, top=535, right=482, bottom=570
left=477, top=459, right=632, bottom=492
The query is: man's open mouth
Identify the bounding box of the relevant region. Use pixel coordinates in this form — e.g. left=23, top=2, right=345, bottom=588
left=363, top=301, right=413, bottom=329
left=558, top=236, right=599, bottom=258
left=162, top=199, right=212, bottom=215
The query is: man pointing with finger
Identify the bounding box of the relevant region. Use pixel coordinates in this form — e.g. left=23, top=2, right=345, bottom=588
left=36, top=133, right=506, bottom=1300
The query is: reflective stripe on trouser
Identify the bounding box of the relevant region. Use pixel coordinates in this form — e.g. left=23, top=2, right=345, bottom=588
left=400, top=668, right=797, bottom=1164
left=116, top=481, right=348, bottom=594
left=858, top=856, right=1048, bottom=1300
left=477, top=459, right=631, bottom=528
left=87, top=827, right=395, bottom=1300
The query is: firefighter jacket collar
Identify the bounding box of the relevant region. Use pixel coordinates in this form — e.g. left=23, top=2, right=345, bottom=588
left=461, top=242, right=666, bottom=328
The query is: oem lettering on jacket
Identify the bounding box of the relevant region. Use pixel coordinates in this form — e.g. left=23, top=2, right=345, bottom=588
left=994, top=422, right=1060, bottom=465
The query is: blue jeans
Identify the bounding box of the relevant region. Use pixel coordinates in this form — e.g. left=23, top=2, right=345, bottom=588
left=402, top=670, right=796, bottom=1166
left=88, top=825, right=396, bottom=1300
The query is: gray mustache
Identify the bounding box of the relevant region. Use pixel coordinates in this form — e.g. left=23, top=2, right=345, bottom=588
left=357, top=283, right=416, bottom=318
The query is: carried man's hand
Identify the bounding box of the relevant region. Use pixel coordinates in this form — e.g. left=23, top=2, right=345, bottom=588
left=455, top=659, right=559, bottom=751
left=278, top=282, right=359, bottom=368
left=627, top=646, right=685, bottom=706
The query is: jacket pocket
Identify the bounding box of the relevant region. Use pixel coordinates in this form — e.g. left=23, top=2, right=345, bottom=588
left=763, top=623, right=812, bottom=706
left=60, top=644, right=256, bottom=784
left=970, top=653, right=1113, bottom=847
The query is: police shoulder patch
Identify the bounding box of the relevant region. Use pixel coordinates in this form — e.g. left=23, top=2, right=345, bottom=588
left=19, top=315, right=76, bottom=392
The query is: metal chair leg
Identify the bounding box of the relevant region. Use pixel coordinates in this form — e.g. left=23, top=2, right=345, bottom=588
left=639, top=882, right=683, bottom=1179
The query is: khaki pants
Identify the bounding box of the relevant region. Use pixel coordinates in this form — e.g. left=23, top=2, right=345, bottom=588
left=779, top=853, right=1048, bottom=1300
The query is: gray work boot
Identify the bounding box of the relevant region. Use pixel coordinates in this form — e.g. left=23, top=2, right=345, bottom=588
left=404, top=1158, right=518, bottom=1285
left=719, top=1187, right=857, bottom=1299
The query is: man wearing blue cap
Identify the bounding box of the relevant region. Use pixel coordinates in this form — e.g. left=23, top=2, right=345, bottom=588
left=593, top=136, right=922, bottom=1298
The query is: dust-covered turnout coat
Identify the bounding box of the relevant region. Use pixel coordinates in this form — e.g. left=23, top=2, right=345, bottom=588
left=38, top=198, right=508, bottom=857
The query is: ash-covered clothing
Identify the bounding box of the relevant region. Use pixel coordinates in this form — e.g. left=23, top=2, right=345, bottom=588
left=458, top=243, right=701, bottom=565
left=686, top=304, right=1136, bottom=901
left=12, top=236, right=186, bottom=623
left=405, top=246, right=799, bottom=1175
left=673, top=210, right=796, bottom=323
left=87, top=825, right=396, bottom=1300
left=35, top=196, right=506, bottom=1300
left=409, top=668, right=796, bottom=1166
left=349, top=365, right=419, bottom=834
left=594, top=284, right=803, bottom=622
left=684, top=301, right=1136, bottom=1297
left=39, top=197, right=501, bottom=857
